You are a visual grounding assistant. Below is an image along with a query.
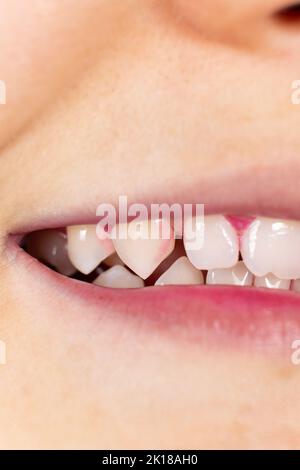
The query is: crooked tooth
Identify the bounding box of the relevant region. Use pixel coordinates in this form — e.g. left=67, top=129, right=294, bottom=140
left=26, top=230, right=76, bottom=276
left=155, top=256, right=204, bottom=286
left=112, top=219, right=175, bottom=279
left=206, top=261, right=253, bottom=286
left=93, top=265, right=144, bottom=288
left=254, top=273, right=291, bottom=290
left=67, top=225, right=115, bottom=275
left=241, top=217, right=300, bottom=280
left=184, top=215, right=239, bottom=270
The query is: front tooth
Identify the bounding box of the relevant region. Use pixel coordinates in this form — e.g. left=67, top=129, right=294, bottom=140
left=206, top=261, right=253, bottom=286
left=254, top=273, right=291, bottom=290
left=25, top=230, right=76, bottom=276
left=184, top=215, right=239, bottom=270
left=112, top=219, right=175, bottom=279
left=67, top=225, right=115, bottom=275
left=93, top=265, right=144, bottom=288
left=155, top=256, right=204, bottom=286
left=241, top=217, right=300, bottom=279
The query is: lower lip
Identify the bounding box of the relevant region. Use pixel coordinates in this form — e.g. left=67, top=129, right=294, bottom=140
left=10, top=239, right=300, bottom=358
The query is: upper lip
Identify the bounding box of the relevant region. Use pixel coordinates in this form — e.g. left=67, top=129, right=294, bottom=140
left=7, top=162, right=300, bottom=236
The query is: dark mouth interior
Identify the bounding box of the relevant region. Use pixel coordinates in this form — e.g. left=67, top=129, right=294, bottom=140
left=275, top=3, right=300, bottom=25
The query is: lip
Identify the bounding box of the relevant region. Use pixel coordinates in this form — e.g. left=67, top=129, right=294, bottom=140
left=5, top=164, right=300, bottom=358
left=7, top=163, right=300, bottom=236
left=7, top=233, right=300, bottom=358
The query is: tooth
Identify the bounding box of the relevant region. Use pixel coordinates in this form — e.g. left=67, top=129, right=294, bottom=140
left=241, top=217, right=300, bottom=279
left=206, top=261, right=253, bottom=286
left=254, top=273, right=291, bottom=290
left=292, top=279, right=300, bottom=293
left=26, top=230, right=76, bottom=276
left=184, top=215, right=239, bottom=270
left=155, top=256, right=204, bottom=286
left=112, top=219, right=175, bottom=279
left=67, top=225, right=115, bottom=275
left=93, top=265, right=144, bottom=288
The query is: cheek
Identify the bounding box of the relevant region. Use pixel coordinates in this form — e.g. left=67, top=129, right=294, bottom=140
left=0, top=0, right=128, bottom=148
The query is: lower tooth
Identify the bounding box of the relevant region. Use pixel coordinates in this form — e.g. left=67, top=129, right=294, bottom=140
left=292, top=279, right=300, bottom=293
left=155, top=256, right=204, bottom=286
left=25, top=230, right=77, bottom=276
left=254, top=274, right=291, bottom=290
left=206, top=261, right=253, bottom=286
left=93, top=265, right=144, bottom=289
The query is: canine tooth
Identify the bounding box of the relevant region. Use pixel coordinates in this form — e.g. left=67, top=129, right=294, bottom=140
left=184, top=215, right=239, bottom=270
left=254, top=274, right=291, bottom=290
left=155, top=256, right=204, bottom=286
left=206, top=261, right=253, bottom=286
left=67, top=225, right=115, bottom=275
left=93, top=265, right=144, bottom=288
left=241, top=217, right=300, bottom=280
left=26, top=230, right=76, bottom=276
left=113, top=219, right=175, bottom=279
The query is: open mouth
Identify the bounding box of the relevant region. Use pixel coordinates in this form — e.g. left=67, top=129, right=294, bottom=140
left=20, top=214, right=300, bottom=293
left=7, top=210, right=300, bottom=356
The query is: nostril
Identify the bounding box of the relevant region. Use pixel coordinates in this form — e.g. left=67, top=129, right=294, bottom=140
left=274, top=3, right=300, bottom=26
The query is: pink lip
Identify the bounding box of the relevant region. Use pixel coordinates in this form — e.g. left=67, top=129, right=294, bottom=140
left=10, top=237, right=300, bottom=358
left=8, top=164, right=300, bottom=237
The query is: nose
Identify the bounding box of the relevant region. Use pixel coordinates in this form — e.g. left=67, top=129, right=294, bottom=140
left=172, top=0, right=300, bottom=50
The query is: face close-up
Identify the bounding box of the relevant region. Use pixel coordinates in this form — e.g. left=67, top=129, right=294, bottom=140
left=1, top=0, right=300, bottom=451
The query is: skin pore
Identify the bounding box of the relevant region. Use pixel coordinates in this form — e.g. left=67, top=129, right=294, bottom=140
left=1, top=0, right=300, bottom=449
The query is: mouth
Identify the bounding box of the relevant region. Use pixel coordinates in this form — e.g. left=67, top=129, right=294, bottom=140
left=7, top=203, right=300, bottom=357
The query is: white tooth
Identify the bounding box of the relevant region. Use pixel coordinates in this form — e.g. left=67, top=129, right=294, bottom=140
left=184, top=215, right=239, bottom=270
left=254, top=273, right=291, bottom=290
left=26, top=230, right=76, bottom=276
left=93, top=265, right=144, bottom=288
left=206, top=261, right=253, bottom=286
left=292, top=279, right=300, bottom=293
left=241, top=217, right=300, bottom=280
left=155, top=256, right=204, bottom=286
left=113, top=219, right=175, bottom=279
left=67, top=225, right=115, bottom=275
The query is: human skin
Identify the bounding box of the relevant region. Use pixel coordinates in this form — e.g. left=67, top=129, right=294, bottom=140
left=1, top=0, right=300, bottom=449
